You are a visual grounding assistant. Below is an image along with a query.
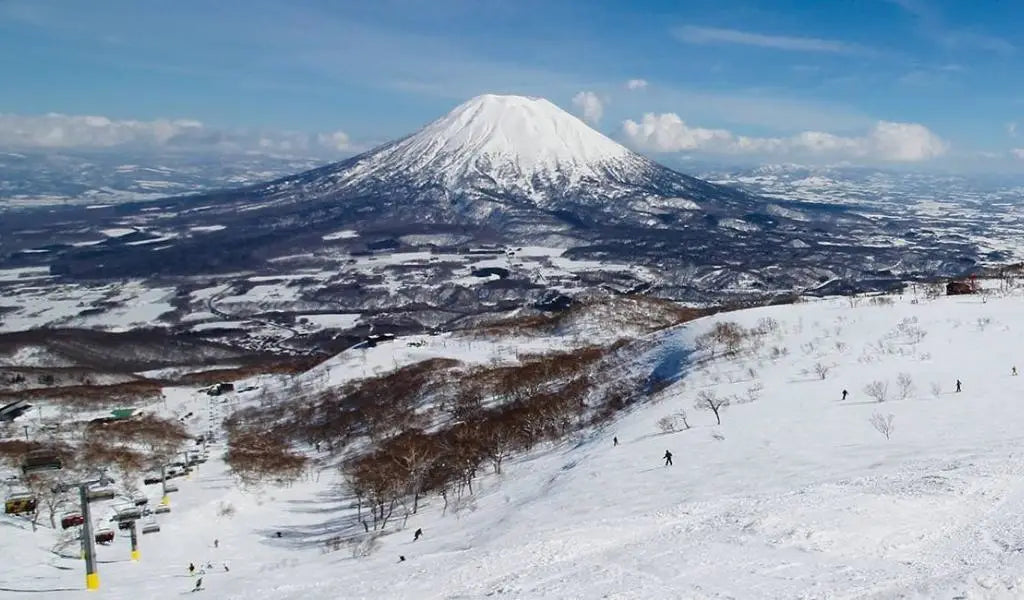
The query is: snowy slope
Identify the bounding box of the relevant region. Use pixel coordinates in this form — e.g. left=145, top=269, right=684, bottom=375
left=8, top=289, right=1024, bottom=598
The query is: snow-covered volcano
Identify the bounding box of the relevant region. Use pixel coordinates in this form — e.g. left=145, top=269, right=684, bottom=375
left=263, top=93, right=753, bottom=223
left=371, top=94, right=634, bottom=186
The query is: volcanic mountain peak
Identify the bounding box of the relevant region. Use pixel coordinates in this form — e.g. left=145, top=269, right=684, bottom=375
left=334, top=94, right=644, bottom=191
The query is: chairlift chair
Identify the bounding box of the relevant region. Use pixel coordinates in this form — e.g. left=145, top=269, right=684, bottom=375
left=4, top=493, right=37, bottom=515
left=94, top=528, right=115, bottom=544
left=132, top=495, right=149, bottom=506
left=163, top=483, right=179, bottom=493
left=85, top=486, right=116, bottom=502
left=21, top=449, right=63, bottom=474
left=154, top=505, right=171, bottom=514
left=60, top=511, right=84, bottom=529
left=112, top=504, right=142, bottom=521
left=141, top=517, right=160, bottom=534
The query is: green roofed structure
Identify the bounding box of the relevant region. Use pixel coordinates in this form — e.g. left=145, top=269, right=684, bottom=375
left=110, top=408, right=135, bottom=420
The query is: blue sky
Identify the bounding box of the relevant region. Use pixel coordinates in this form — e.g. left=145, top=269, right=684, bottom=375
left=1, top=0, right=1023, bottom=168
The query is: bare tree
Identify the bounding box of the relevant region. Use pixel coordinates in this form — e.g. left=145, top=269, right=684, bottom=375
left=382, top=430, right=438, bottom=514
left=695, top=390, right=729, bottom=425
left=896, top=373, right=915, bottom=401
left=869, top=413, right=895, bottom=440
left=657, top=410, right=690, bottom=434
left=743, top=382, right=764, bottom=404
left=813, top=362, right=831, bottom=380
left=930, top=381, right=942, bottom=399
left=864, top=380, right=889, bottom=403
left=22, top=472, right=71, bottom=530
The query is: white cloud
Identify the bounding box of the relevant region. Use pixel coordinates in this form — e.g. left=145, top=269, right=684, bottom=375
left=866, top=121, right=947, bottom=161
left=0, top=113, right=352, bottom=156
left=622, top=113, right=947, bottom=162
left=571, top=91, right=604, bottom=124
left=1012, top=148, right=1024, bottom=160
left=316, top=130, right=351, bottom=151
left=621, top=113, right=734, bottom=152
left=672, top=25, right=876, bottom=56
left=625, top=79, right=648, bottom=90
left=1008, top=122, right=1018, bottom=138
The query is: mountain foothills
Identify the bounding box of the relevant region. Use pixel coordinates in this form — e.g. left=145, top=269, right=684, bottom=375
left=0, top=94, right=1019, bottom=353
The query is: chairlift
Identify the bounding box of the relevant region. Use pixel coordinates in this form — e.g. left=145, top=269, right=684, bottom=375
left=94, top=528, right=115, bottom=544
left=143, top=476, right=163, bottom=486
left=4, top=493, right=37, bottom=515
left=141, top=518, right=160, bottom=535
left=111, top=504, right=142, bottom=521
left=117, top=520, right=133, bottom=531
left=163, top=483, right=179, bottom=493
left=132, top=495, right=149, bottom=506
left=85, top=486, right=116, bottom=502
left=60, top=512, right=84, bottom=529
left=154, top=505, right=171, bottom=515
left=21, top=449, right=63, bottom=474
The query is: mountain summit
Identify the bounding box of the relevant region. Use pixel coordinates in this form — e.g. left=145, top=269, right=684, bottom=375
left=372, top=94, right=633, bottom=185
left=271, top=93, right=753, bottom=224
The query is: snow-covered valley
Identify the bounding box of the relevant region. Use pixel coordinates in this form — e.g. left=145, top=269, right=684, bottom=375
left=5, top=284, right=1024, bottom=599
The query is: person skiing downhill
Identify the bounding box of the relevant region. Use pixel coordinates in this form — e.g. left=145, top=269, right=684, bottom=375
left=613, top=436, right=619, bottom=447
left=956, top=379, right=962, bottom=393
left=189, top=563, right=196, bottom=576
left=413, top=528, right=423, bottom=541
left=663, top=450, right=673, bottom=466
left=842, top=389, right=848, bottom=401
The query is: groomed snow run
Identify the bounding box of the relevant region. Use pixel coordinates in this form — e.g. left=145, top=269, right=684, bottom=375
left=7, top=290, right=1024, bottom=598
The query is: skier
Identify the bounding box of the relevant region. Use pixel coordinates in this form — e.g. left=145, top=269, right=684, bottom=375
left=413, top=528, right=423, bottom=541
left=399, top=555, right=406, bottom=563
left=613, top=436, right=619, bottom=447
left=275, top=531, right=282, bottom=538
left=1013, top=366, right=1018, bottom=376
left=956, top=379, right=962, bottom=393
left=213, top=539, right=219, bottom=549
left=841, top=389, right=848, bottom=401
left=189, top=563, right=196, bottom=576
left=223, top=563, right=230, bottom=572
left=192, top=577, right=203, bottom=593
left=663, top=450, right=673, bottom=466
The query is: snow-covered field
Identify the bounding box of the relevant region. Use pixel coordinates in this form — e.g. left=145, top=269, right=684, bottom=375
left=7, top=289, right=1024, bottom=598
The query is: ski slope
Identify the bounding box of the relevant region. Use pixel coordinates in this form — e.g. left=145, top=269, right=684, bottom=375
left=5, top=289, right=1024, bottom=599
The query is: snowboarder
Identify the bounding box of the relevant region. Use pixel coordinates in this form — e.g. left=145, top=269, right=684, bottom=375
left=956, top=379, right=962, bottom=393
left=613, top=436, right=619, bottom=447
left=192, top=577, right=203, bottom=592
left=413, top=528, right=423, bottom=541
left=189, top=562, right=196, bottom=576
left=663, top=450, right=673, bottom=466
left=842, top=389, right=848, bottom=401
